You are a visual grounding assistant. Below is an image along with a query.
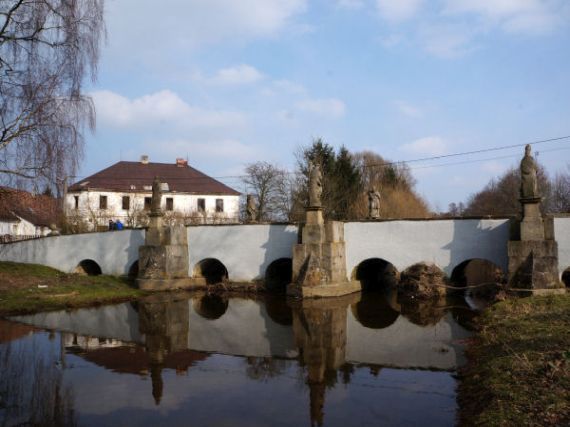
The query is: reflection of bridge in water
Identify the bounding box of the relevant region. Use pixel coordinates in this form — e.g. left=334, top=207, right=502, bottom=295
left=11, top=292, right=473, bottom=424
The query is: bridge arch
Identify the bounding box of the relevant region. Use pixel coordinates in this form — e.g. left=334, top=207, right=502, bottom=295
left=127, top=260, right=139, bottom=281
left=450, top=258, right=505, bottom=294
left=75, top=259, right=102, bottom=276
left=562, top=267, right=570, bottom=288
left=264, top=258, right=292, bottom=292
left=193, top=258, right=229, bottom=285
left=192, top=294, right=228, bottom=320
left=352, top=258, right=399, bottom=292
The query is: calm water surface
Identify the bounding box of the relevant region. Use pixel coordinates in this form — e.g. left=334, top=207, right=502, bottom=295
left=0, top=291, right=476, bottom=426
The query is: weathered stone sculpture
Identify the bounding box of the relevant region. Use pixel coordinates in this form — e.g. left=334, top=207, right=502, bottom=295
left=520, top=144, right=539, bottom=199
left=308, top=161, right=323, bottom=208
left=288, top=162, right=360, bottom=298
left=151, top=176, right=163, bottom=217
left=246, top=194, right=257, bottom=223
left=367, top=189, right=381, bottom=219
left=507, top=146, right=563, bottom=294
left=137, top=177, right=190, bottom=290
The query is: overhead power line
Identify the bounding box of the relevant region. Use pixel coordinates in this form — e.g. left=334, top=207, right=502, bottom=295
left=73, top=134, right=570, bottom=183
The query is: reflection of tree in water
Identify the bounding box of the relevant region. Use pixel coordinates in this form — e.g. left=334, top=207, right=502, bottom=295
left=0, top=335, right=77, bottom=426
left=398, top=295, right=447, bottom=326
left=245, top=356, right=290, bottom=382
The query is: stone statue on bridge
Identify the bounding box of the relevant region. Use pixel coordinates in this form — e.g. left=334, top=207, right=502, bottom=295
left=520, top=144, right=539, bottom=200
left=246, top=194, right=257, bottom=223
left=151, top=176, right=163, bottom=216
left=308, top=161, right=323, bottom=208
left=367, top=188, right=381, bottom=219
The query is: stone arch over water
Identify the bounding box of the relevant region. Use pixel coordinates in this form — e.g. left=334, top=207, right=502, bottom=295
left=75, top=259, right=102, bottom=276
left=193, top=258, right=229, bottom=285
left=128, top=260, right=139, bottom=280
left=264, top=258, right=292, bottom=292
left=352, top=258, right=399, bottom=291
left=562, top=267, right=570, bottom=288
left=450, top=258, right=505, bottom=292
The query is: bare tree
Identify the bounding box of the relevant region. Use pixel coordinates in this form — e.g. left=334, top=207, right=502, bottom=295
left=242, top=161, right=292, bottom=222
left=0, top=0, right=105, bottom=192
left=550, top=165, right=570, bottom=213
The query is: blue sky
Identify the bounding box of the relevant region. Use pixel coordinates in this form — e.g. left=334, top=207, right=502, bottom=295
left=83, top=0, right=570, bottom=210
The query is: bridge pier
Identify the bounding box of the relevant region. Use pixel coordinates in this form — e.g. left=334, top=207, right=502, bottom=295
left=508, top=198, right=564, bottom=294
left=287, top=207, right=360, bottom=298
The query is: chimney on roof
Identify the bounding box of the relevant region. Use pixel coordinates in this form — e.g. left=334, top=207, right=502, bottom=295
left=176, top=158, right=188, bottom=167
left=140, top=155, right=149, bottom=164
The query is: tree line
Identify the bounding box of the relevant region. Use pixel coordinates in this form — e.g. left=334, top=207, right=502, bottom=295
left=241, top=138, right=430, bottom=222
left=447, top=163, right=570, bottom=217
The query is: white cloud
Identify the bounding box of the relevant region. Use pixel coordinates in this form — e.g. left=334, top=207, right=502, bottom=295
left=91, top=90, right=246, bottom=130
left=443, top=0, right=566, bottom=35
left=199, top=64, right=264, bottom=85
left=375, top=0, right=424, bottom=23
left=395, top=100, right=423, bottom=118
left=401, top=136, right=447, bottom=156
left=295, top=98, right=346, bottom=118
left=419, top=24, right=477, bottom=58
left=148, top=138, right=256, bottom=161
left=106, top=0, right=308, bottom=55
left=336, top=0, right=365, bottom=10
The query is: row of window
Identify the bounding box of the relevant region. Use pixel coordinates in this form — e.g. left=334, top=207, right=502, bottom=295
left=73, top=196, right=225, bottom=213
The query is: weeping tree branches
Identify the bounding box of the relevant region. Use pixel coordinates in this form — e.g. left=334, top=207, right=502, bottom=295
left=0, top=0, right=105, bottom=191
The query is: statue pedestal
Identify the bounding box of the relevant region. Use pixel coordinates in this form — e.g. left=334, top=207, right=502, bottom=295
left=507, top=198, right=564, bottom=294
left=137, top=215, right=191, bottom=291
left=288, top=208, right=360, bottom=298
left=520, top=197, right=545, bottom=241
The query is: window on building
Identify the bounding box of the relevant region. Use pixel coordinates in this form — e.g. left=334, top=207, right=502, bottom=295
left=166, top=197, right=174, bottom=211
left=144, top=197, right=152, bottom=211
left=122, top=196, right=130, bottom=210
left=197, top=198, right=205, bottom=212
left=99, top=195, right=107, bottom=210
left=216, top=199, right=224, bottom=213
left=74, top=196, right=79, bottom=210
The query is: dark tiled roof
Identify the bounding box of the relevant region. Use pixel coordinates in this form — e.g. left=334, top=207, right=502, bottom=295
left=69, top=161, right=240, bottom=195
left=0, top=187, right=59, bottom=227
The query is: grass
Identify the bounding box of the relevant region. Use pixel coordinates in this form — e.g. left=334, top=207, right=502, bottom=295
left=458, top=294, right=570, bottom=426
left=0, top=261, right=146, bottom=316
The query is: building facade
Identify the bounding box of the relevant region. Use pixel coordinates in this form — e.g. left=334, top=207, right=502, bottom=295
left=0, top=187, right=57, bottom=241
left=66, top=157, right=240, bottom=229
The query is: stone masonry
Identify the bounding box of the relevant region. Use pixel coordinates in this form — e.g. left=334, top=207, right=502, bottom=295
left=288, top=207, right=360, bottom=298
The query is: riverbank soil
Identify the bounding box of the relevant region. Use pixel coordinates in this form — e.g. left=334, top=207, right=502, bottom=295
left=458, top=294, right=569, bottom=426
left=0, top=261, right=145, bottom=316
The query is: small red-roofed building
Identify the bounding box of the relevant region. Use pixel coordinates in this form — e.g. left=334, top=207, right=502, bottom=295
left=66, top=156, right=240, bottom=229
left=0, top=187, right=59, bottom=241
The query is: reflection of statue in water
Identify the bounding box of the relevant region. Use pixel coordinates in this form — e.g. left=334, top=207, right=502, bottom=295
left=151, top=176, right=163, bottom=216
left=246, top=194, right=257, bottom=223
left=520, top=144, right=539, bottom=199
left=367, top=188, right=381, bottom=219
left=138, top=294, right=190, bottom=405
left=308, top=162, right=323, bottom=208
left=290, top=295, right=356, bottom=426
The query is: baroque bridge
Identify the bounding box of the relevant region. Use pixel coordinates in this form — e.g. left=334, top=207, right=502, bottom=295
left=1, top=217, right=569, bottom=289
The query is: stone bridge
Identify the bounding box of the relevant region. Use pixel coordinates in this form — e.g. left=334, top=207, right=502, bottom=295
left=1, top=217, right=569, bottom=286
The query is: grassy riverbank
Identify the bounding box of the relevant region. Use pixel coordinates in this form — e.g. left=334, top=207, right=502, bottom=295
left=458, top=294, right=570, bottom=426
left=0, top=261, right=146, bottom=316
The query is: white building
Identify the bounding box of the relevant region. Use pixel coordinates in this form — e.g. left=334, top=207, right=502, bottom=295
left=66, top=157, right=241, bottom=229
left=0, top=187, right=57, bottom=241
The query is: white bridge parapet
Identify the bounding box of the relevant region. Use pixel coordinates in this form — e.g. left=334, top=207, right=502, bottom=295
left=0, top=217, right=569, bottom=280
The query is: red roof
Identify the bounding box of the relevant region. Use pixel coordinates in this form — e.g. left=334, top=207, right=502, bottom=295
left=0, top=187, right=59, bottom=227
left=69, top=161, right=240, bottom=195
